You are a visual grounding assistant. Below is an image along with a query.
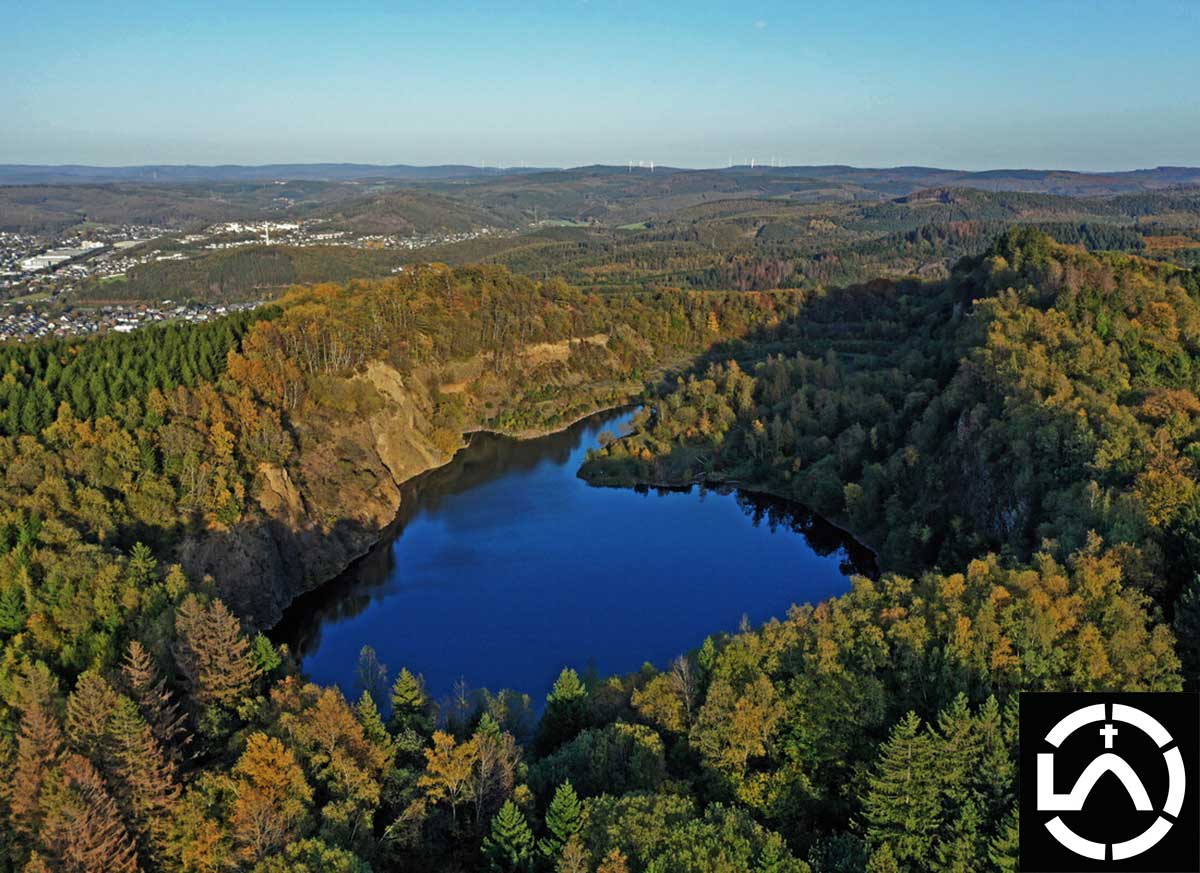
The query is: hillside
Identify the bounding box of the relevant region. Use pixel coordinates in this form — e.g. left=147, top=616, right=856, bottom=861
left=583, top=229, right=1200, bottom=602
left=0, top=236, right=1194, bottom=872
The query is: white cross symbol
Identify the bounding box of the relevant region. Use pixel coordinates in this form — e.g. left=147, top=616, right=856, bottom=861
left=1100, top=723, right=1118, bottom=748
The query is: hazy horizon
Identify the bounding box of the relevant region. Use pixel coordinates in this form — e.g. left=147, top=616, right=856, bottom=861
left=2, top=160, right=1197, bottom=174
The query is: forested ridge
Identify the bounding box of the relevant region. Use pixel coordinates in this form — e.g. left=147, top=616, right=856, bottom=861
left=0, top=236, right=1194, bottom=871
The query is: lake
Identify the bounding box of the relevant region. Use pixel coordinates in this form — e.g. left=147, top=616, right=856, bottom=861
left=272, top=408, right=875, bottom=708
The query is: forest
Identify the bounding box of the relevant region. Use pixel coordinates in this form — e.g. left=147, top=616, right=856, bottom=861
left=0, top=232, right=1196, bottom=871
left=62, top=184, right=1200, bottom=309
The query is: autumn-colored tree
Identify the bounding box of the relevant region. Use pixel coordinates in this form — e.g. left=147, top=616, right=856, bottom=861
left=173, top=594, right=260, bottom=720
left=121, top=639, right=190, bottom=757
left=268, top=680, right=391, bottom=846
left=230, top=733, right=313, bottom=862
left=690, top=672, right=784, bottom=777
left=40, top=754, right=139, bottom=873
left=417, top=731, right=478, bottom=824
left=596, top=847, right=631, bottom=873
left=469, top=714, right=520, bottom=828
left=8, top=697, right=64, bottom=840
left=557, top=835, right=590, bottom=873
left=632, top=655, right=696, bottom=734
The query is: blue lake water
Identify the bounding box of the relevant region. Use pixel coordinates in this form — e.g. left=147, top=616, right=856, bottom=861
left=272, top=408, right=874, bottom=707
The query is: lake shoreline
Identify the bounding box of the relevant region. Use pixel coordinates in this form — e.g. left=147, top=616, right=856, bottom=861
left=583, top=468, right=884, bottom=577
left=273, top=403, right=872, bottom=703
left=266, top=399, right=639, bottom=632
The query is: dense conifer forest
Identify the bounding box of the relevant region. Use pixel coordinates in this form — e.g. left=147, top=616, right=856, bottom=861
left=0, top=231, right=1197, bottom=871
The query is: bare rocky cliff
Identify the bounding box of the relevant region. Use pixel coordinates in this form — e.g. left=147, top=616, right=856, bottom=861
left=178, top=361, right=454, bottom=627
left=177, top=340, right=639, bottom=628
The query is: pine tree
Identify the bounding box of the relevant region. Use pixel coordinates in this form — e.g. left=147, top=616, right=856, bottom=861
left=121, top=640, right=189, bottom=758
left=751, top=839, right=782, bottom=873
left=64, top=672, right=123, bottom=771
left=540, top=781, right=582, bottom=860
left=253, top=633, right=283, bottom=675
left=109, top=698, right=181, bottom=862
left=934, top=693, right=981, bottom=808
left=988, top=806, right=1019, bottom=873
left=125, top=542, right=157, bottom=586
left=389, top=668, right=432, bottom=736
left=483, top=799, right=534, bottom=872
left=864, top=844, right=900, bottom=873
left=8, top=698, right=64, bottom=839
left=536, top=668, right=588, bottom=754
left=356, top=690, right=394, bottom=749
left=0, top=581, right=27, bottom=635
left=41, top=754, right=139, bottom=873
left=861, top=712, right=943, bottom=870
left=173, top=594, right=260, bottom=713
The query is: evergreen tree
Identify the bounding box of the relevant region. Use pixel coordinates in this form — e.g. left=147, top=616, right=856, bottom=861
left=864, top=844, right=900, bottom=873
left=9, top=698, right=64, bottom=840
left=64, top=671, right=123, bottom=771
left=540, top=781, right=582, bottom=860
left=988, top=807, right=1019, bottom=873
left=389, top=668, right=432, bottom=736
left=536, top=668, right=588, bottom=754
left=109, top=698, right=180, bottom=864
left=0, top=581, right=27, bottom=635
left=253, top=633, right=283, bottom=675
left=121, top=640, right=189, bottom=758
left=933, top=801, right=983, bottom=873
left=483, top=800, right=535, bottom=872
left=861, top=712, right=942, bottom=869
left=41, top=754, right=139, bottom=873
left=356, top=690, right=393, bottom=748
left=172, top=595, right=260, bottom=730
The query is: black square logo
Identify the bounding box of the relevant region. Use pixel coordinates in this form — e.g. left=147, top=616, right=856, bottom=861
left=1020, top=692, right=1200, bottom=872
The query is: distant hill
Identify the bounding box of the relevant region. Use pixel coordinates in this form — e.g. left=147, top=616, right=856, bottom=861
left=0, top=163, right=556, bottom=185
left=714, top=164, right=1200, bottom=196
left=3, top=163, right=1198, bottom=193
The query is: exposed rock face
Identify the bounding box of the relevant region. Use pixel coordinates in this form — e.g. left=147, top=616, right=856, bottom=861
left=177, top=334, right=646, bottom=628
left=178, top=361, right=456, bottom=627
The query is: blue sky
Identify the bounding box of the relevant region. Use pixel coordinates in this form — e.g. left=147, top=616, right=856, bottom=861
left=5, top=0, right=1199, bottom=169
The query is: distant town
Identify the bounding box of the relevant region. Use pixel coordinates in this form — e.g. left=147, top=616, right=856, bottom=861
left=0, top=219, right=509, bottom=342
left=0, top=301, right=261, bottom=344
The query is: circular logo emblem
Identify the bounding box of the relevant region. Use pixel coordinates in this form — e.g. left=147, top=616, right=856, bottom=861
left=1036, top=703, right=1186, bottom=860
